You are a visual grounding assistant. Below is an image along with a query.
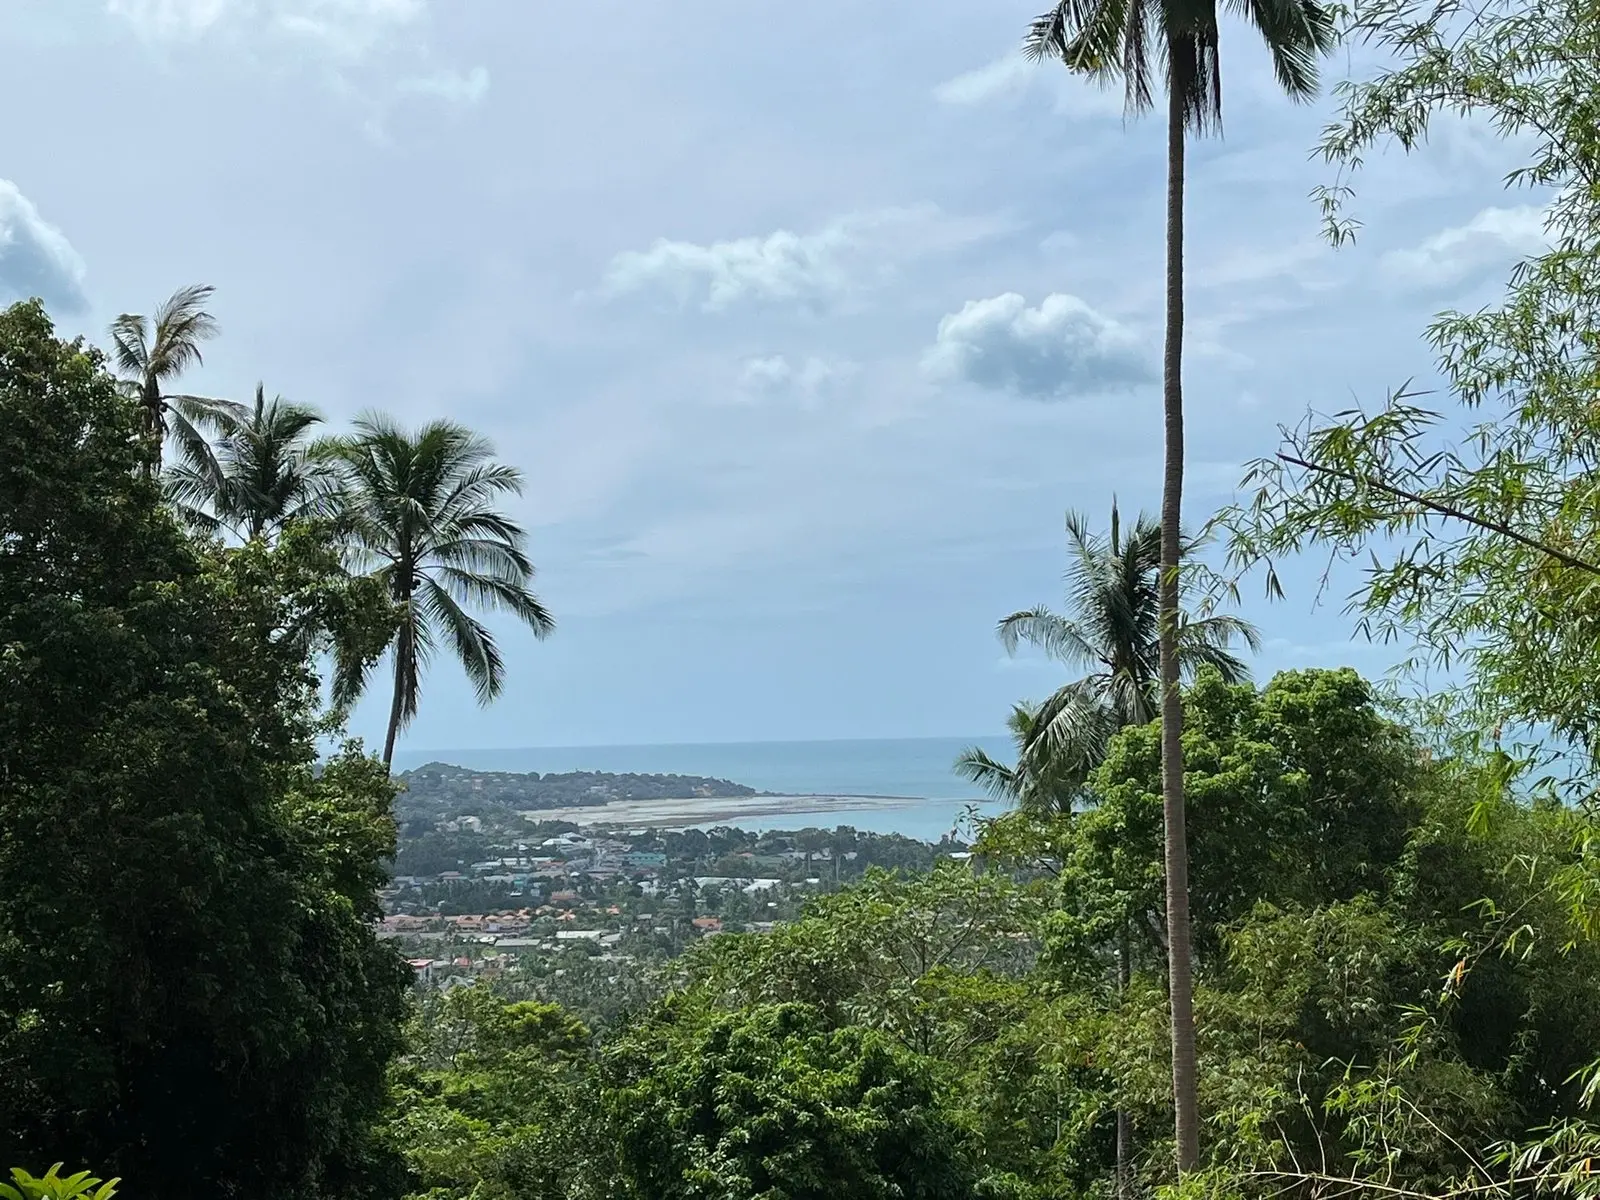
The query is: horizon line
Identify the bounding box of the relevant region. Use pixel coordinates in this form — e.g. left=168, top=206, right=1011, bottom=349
left=396, top=732, right=1009, bottom=755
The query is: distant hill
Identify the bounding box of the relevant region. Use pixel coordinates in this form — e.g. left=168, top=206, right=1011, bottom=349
left=396, top=761, right=758, bottom=819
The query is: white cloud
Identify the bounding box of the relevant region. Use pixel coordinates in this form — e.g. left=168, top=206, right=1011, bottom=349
left=397, top=65, right=489, bottom=105
left=1381, top=204, right=1548, bottom=290
left=739, top=354, right=854, bottom=402
left=105, top=0, right=228, bottom=37
left=601, top=205, right=1002, bottom=312
left=0, top=180, right=88, bottom=313
left=933, top=53, right=1124, bottom=118
left=922, top=292, right=1153, bottom=398
left=109, top=0, right=424, bottom=47
left=934, top=56, right=1033, bottom=105
left=105, top=0, right=451, bottom=63
left=105, top=0, right=480, bottom=122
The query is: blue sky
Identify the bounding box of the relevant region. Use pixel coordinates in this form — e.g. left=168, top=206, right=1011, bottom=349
left=0, top=0, right=1542, bottom=753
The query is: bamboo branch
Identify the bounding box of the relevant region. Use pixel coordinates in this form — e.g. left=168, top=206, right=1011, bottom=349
left=1277, top=453, right=1600, bottom=576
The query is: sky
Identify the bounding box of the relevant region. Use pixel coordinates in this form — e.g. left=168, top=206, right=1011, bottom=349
left=0, top=0, right=1544, bottom=753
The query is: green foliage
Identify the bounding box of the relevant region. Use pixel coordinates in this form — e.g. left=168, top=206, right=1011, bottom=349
left=606, top=1002, right=978, bottom=1200
left=389, top=987, right=605, bottom=1200
left=1042, top=668, right=1422, bottom=976
left=165, top=380, right=341, bottom=542
left=0, top=1167, right=117, bottom=1200
left=1219, top=0, right=1600, bottom=786
left=679, top=861, right=1040, bottom=1058
left=0, top=301, right=409, bottom=1200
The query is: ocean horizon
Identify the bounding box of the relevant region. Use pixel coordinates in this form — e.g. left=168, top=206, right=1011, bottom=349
left=390, top=735, right=1016, bottom=841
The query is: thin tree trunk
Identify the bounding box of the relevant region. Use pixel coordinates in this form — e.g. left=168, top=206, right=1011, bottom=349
left=382, top=622, right=410, bottom=770
left=1160, top=83, right=1201, bottom=1175
left=382, top=673, right=404, bottom=769
left=1116, top=918, right=1133, bottom=1198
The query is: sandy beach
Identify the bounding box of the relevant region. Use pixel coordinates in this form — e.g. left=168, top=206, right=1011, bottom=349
left=520, top=792, right=927, bottom=830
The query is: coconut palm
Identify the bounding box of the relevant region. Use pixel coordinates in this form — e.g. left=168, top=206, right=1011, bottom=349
left=1026, top=0, right=1333, bottom=1168
left=1001, top=504, right=1257, bottom=759
left=328, top=413, right=555, bottom=768
left=960, top=503, right=1256, bottom=812
left=109, top=284, right=238, bottom=474
left=165, top=383, right=338, bottom=542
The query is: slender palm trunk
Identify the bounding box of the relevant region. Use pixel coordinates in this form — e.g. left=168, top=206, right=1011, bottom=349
left=1160, top=83, right=1201, bottom=1174
left=382, top=619, right=412, bottom=770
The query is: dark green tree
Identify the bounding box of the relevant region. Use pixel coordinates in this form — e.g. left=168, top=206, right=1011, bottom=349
left=0, top=301, right=408, bottom=1200
left=606, top=1003, right=978, bottom=1200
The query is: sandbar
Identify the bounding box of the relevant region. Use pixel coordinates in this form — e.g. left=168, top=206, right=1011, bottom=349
left=520, top=792, right=926, bottom=830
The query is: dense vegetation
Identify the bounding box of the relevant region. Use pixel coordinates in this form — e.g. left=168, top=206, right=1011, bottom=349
left=4, top=0, right=1600, bottom=1195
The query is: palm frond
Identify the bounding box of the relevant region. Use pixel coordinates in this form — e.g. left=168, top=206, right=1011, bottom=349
left=998, top=606, right=1099, bottom=667
left=954, top=746, right=1025, bottom=804
left=419, top=577, right=504, bottom=705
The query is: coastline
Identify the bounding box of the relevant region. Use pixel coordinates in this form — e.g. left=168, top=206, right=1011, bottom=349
left=521, top=791, right=942, bottom=830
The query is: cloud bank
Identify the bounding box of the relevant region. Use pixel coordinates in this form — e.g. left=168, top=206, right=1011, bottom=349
left=1382, top=204, right=1548, bottom=290
left=107, top=0, right=424, bottom=53
left=0, top=180, right=87, bottom=313
left=602, top=205, right=1000, bottom=313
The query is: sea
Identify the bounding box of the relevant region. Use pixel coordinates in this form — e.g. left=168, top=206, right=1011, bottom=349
left=390, top=736, right=1015, bottom=843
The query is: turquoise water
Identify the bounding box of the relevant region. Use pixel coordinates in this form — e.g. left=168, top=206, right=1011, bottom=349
left=391, top=736, right=1016, bottom=841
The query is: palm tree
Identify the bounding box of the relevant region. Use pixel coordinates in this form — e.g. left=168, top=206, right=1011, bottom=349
left=959, top=503, right=1257, bottom=810
left=109, top=284, right=237, bottom=473
left=1001, top=504, right=1256, bottom=758
left=165, top=383, right=338, bottom=542
left=1026, top=0, right=1333, bottom=1171
left=329, top=413, right=555, bottom=768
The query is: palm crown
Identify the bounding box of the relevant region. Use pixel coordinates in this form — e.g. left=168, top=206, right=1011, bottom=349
left=1024, top=0, right=1334, bottom=133
left=329, top=413, right=555, bottom=766
left=960, top=503, right=1258, bottom=811
left=165, top=383, right=337, bottom=542
left=109, top=284, right=239, bottom=472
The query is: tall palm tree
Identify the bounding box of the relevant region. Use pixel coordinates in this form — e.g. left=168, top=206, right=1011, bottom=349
left=1026, top=0, right=1334, bottom=1172
left=109, top=284, right=237, bottom=474
left=329, top=413, right=555, bottom=768
left=166, top=383, right=338, bottom=542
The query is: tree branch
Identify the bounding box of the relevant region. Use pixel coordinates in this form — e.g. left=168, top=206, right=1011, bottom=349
left=1277, top=453, right=1600, bottom=576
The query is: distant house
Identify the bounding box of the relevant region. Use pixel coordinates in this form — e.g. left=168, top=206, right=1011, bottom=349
left=407, top=958, right=435, bottom=982
left=691, top=916, right=722, bottom=933
left=742, top=878, right=782, bottom=894
left=550, top=890, right=580, bottom=906
left=623, top=851, right=667, bottom=868
left=555, top=929, right=605, bottom=942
